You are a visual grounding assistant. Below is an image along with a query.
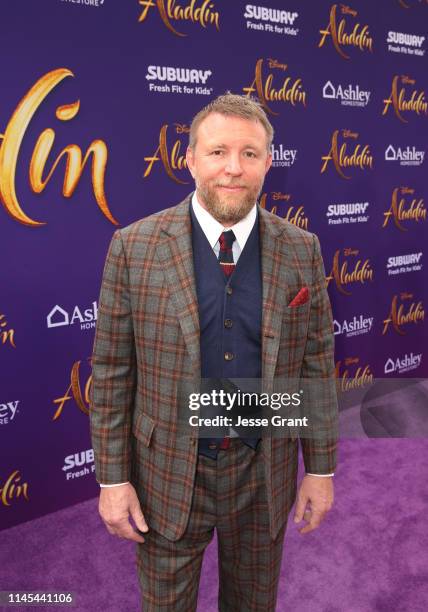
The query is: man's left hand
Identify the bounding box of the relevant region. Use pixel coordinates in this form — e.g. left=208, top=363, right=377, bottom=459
left=293, top=475, right=334, bottom=534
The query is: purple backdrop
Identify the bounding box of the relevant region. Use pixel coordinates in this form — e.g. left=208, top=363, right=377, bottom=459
left=0, top=0, right=427, bottom=530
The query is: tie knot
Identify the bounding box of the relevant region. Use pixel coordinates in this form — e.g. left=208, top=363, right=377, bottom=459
left=219, top=230, right=236, bottom=251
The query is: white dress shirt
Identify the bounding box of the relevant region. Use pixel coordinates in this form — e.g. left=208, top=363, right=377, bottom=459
left=100, top=192, right=333, bottom=486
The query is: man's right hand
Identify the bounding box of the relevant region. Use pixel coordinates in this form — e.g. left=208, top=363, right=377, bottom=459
left=99, top=483, right=148, bottom=543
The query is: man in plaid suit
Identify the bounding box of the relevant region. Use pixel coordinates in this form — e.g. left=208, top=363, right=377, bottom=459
left=90, top=94, right=338, bottom=611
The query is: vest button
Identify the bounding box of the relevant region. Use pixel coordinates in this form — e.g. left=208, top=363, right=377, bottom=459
left=224, top=319, right=233, bottom=328
left=226, top=286, right=233, bottom=295
left=208, top=443, right=217, bottom=450
left=224, top=351, right=234, bottom=361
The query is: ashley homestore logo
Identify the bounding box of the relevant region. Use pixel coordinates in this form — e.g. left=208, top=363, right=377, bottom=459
left=47, top=303, right=98, bottom=330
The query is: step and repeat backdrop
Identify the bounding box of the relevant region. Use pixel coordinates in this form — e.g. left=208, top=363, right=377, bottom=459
left=0, top=0, right=427, bottom=529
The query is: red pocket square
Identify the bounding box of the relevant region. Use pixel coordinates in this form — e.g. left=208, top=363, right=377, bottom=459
left=288, top=287, right=309, bottom=308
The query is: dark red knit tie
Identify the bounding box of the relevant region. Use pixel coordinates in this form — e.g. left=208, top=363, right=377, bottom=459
left=218, top=230, right=236, bottom=278
left=217, top=230, right=236, bottom=451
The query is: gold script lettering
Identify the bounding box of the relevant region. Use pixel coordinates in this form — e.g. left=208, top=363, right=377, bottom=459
left=321, top=130, right=373, bottom=178
left=0, top=68, right=118, bottom=227
left=383, top=188, right=426, bottom=230
left=326, top=249, right=373, bottom=295
left=383, top=296, right=425, bottom=334
left=0, top=313, right=16, bottom=348
left=138, top=0, right=220, bottom=37
left=0, top=470, right=29, bottom=506
left=319, top=4, right=373, bottom=59
left=53, top=360, right=92, bottom=420
left=143, top=124, right=189, bottom=184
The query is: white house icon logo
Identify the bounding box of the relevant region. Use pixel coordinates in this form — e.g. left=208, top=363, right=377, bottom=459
left=323, top=81, right=336, bottom=99
left=385, top=145, right=396, bottom=161
left=384, top=358, right=395, bottom=374
left=333, top=320, right=342, bottom=335
left=47, top=305, right=69, bottom=328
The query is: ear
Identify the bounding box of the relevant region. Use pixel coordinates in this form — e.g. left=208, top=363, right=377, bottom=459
left=265, top=151, right=272, bottom=174
left=186, top=146, right=195, bottom=179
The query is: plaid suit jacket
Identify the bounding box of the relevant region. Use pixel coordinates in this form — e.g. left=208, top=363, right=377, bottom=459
left=90, top=193, right=338, bottom=542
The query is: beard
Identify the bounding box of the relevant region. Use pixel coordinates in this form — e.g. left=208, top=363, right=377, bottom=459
left=195, top=178, right=263, bottom=225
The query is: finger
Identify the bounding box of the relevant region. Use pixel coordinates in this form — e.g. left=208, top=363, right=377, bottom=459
left=294, top=496, right=309, bottom=523
left=299, top=510, right=324, bottom=534
left=114, top=522, right=146, bottom=543
left=130, top=501, right=149, bottom=533
left=105, top=524, right=116, bottom=536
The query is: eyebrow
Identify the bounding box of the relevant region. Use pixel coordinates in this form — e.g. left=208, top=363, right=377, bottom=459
left=209, top=143, right=260, bottom=150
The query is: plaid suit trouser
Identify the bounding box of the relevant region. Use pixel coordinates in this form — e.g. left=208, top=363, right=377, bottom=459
left=136, top=438, right=288, bottom=611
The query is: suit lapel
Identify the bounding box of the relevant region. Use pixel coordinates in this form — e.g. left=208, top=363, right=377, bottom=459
left=155, top=196, right=201, bottom=374
left=258, top=205, right=292, bottom=383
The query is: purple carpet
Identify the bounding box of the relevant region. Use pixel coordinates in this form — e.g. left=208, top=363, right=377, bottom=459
left=1, top=439, right=427, bottom=612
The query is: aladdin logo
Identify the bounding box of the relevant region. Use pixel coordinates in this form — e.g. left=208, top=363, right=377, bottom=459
left=318, top=4, right=373, bottom=59
left=326, top=201, right=369, bottom=226
left=0, top=401, right=19, bottom=426
left=333, top=315, right=373, bottom=338
left=143, top=123, right=189, bottom=183
left=244, top=5, right=299, bottom=35
left=322, top=80, right=370, bottom=107
left=321, top=129, right=373, bottom=178
left=385, top=145, right=425, bottom=166
left=387, top=252, right=423, bottom=275
left=0, top=470, right=29, bottom=507
left=383, top=292, right=424, bottom=335
left=145, top=66, right=213, bottom=95
left=47, top=302, right=98, bottom=330
left=387, top=31, right=425, bottom=56
left=242, top=58, right=307, bottom=116
left=0, top=69, right=117, bottom=227
left=62, top=448, right=95, bottom=480
left=0, top=313, right=16, bottom=348
left=384, top=352, right=422, bottom=374
left=383, top=187, right=426, bottom=231
left=335, top=357, right=373, bottom=392
left=52, top=359, right=92, bottom=420
left=326, top=248, right=373, bottom=295
left=270, top=143, right=297, bottom=167
left=382, top=75, right=427, bottom=122
left=260, top=192, right=309, bottom=230
left=138, top=0, right=220, bottom=37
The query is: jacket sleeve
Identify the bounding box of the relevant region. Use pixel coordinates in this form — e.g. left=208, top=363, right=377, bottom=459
left=299, top=233, right=339, bottom=475
left=90, top=229, right=137, bottom=484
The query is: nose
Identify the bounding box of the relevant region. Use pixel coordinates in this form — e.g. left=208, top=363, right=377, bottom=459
left=224, top=153, right=243, bottom=176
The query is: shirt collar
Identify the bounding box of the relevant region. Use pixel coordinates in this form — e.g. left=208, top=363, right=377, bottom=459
left=191, top=191, right=257, bottom=251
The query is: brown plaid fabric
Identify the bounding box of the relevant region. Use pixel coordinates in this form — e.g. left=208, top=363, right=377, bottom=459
left=135, top=438, right=288, bottom=611
left=90, top=192, right=338, bottom=544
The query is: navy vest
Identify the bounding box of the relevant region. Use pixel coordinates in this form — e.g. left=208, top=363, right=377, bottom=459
left=190, top=204, right=263, bottom=458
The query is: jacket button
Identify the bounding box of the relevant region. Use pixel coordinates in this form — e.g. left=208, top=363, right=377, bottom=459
left=208, top=443, right=217, bottom=450
left=226, top=286, right=233, bottom=295
left=224, top=352, right=234, bottom=361
left=224, top=319, right=233, bottom=328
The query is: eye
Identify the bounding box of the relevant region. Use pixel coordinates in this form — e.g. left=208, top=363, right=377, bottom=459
left=212, top=150, right=224, bottom=156
left=245, top=151, right=257, bottom=158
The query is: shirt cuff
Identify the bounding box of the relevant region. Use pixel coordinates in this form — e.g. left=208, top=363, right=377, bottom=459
left=306, top=472, right=334, bottom=477
left=99, top=481, right=130, bottom=488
